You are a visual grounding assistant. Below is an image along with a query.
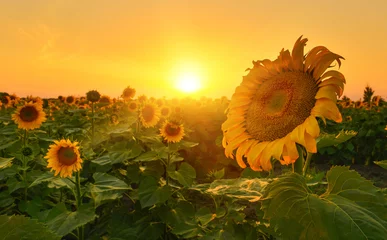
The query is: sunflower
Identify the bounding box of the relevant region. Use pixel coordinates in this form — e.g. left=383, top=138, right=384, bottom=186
left=26, top=96, right=43, bottom=106
left=160, top=106, right=171, bottom=118
left=65, top=96, right=76, bottom=105
left=139, top=101, right=160, bottom=128
left=12, top=102, right=47, bottom=130
left=121, top=86, right=136, bottom=100
left=222, top=36, right=345, bottom=171
left=138, top=95, right=147, bottom=103
left=160, top=120, right=185, bottom=143
left=128, top=101, right=138, bottom=112
left=45, top=139, right=82, bottom=178
left=1, top=95, right=12, bottom=108
left=86, top=90, right=101, bottom=103
left=99, top=95, right=112, bottom=105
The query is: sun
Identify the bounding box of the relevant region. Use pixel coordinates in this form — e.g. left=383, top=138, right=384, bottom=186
left=176, top=72, right=201, bottom=93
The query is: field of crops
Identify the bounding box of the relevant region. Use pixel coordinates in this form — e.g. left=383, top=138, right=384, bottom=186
left=0, top=87, right=386, bottom=240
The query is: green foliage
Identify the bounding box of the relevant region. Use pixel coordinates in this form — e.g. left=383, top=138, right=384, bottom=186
left=36, top=203, right=97, bottom=236
left=374, top=160, right=387, bottom=170
left=0, top=214, right=60, bottom=240
left=261, top=166, right=387, bottom=239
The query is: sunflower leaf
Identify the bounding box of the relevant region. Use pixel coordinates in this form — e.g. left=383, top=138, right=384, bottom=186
left=0, top=157, right=14, bottom=169
left=168, top=162, right=196, bottom=187
left=29, top=171, right=75, bottom=190
left=374, top=160, right=387, bottom=170
left=317, top=130, right=357, bottom=149
left=36, top=202, right=96, bottom=237
left=0, top=214, right=60, bottom=240
left=86, top=172, right=131, bottom=207
left=138, top=176, right=172, bottom=208
left=261, top=166, right=387, bottom=240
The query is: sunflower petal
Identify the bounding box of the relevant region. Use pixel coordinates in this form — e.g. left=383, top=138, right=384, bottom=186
left=315, top=85, right=339, bottom=102
left=281, top=138, right=299, bottom=165
left=320, top=70, right=346, bottom=83
left=304, top=116, right=320, bottom=138
left=247, top=142, right=268, bottom=170
left=304, top=132, right=317, bottom=153
left=292, top=36, right=308, bottom=71
left=236, top=140, right=255, bottom=168
left=312, top=98, right=342, bottom=123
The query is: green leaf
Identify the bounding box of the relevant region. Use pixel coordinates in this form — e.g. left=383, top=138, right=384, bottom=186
left=191, top=178, right=271, bottom=202
left=107, top=141, right=143, bottom=164
left=37, top=203, right=96, bottom=236
left=317, top=130, right=357, bottom=149
left=168, top=162, right=196, bottom=187
left=0, top=157, right=14, bottom=169
left=29, top=171, right=75, bottom=190
left=0, top=215, right=60, bottom=240
left=87, top=172, right=130, bottom=206
left=196, top=207, right=215, bottom=225
left=212, top=168, right=225, bottom=179
left=91, top=155, right=111, bottom=166
left=138, top=176, right=172, bottom=208
left=240, top=167, right=262, bottom=179
left=134, top=151, right=159, bottom=162
left=374, top=160, right=387, bottom=170
left=261, top=166, right=387, bottom=240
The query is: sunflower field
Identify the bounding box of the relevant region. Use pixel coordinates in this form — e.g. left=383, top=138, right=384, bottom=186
left=0, top=37, right=386, bottom=240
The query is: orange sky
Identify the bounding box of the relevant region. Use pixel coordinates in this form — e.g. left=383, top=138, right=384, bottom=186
left=1, top=0, right=386, bottom=100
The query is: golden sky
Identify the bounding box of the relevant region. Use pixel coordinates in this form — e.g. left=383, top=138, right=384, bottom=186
left=1, top=0, right=386, bottom=100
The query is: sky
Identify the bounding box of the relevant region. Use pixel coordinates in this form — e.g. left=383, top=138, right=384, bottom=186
left=0, top=0, right=386, bottom=100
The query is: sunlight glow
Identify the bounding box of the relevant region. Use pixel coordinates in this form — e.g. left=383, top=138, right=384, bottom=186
left=176, top=73, right=201, bottom=93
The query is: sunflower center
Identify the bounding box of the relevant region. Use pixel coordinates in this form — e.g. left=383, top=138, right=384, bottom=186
left=57, top=147, right=77, bottom=166
left=20, top=106, right=39, bottom=122
left=129, top=103, right=137, bottom=110
left=142, top=105, right=155, bottom=122
left=246, top=71, right=317, bottom=141
left=165, top=124, right=181, bottom=136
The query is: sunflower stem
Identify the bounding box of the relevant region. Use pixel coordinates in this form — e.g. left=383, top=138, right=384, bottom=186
left=91, top=102, right=95, bottom=147
left=75, top=171, right=84, bottom=240
left=302, top=152, right=313, bottom=177
left=293, top=145, right=304, bottom=174
left=22, top=129, right=28, bottom=201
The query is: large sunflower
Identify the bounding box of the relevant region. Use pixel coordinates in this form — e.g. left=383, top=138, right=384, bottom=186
left=160, top=120, right=185, bottom=143
left=12, top=102, right=47, bottom=130
left=45, top=139, right=83, bottom=178
left=139, top=101, right=160, bottom=128
left=222, top=36, right=345, bottom=171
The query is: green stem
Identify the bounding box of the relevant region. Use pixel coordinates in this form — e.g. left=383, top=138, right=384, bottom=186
left=75, top=171, right=84, bottom=240
left=91, top=102, right=95, bottom=147
left=22, top=129, right=28, bottom=201
left=302, top=152, right=313, bottom=177
left=293, top=145, right=304, bottom=174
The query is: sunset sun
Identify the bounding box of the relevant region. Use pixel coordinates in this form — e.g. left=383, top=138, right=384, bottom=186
left=176, top=73, right=201, bottom=93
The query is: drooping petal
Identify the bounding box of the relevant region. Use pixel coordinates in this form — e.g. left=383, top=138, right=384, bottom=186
left=304, top=116, right=320, bottom=138
left=304, top=132, right=317, bottom=153
left=312, top=98, right=342, bottom=123
left=315, top=85, right=339, bottom=102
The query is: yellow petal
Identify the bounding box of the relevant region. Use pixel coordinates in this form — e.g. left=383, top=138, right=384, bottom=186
left=315, top=85, right=339, bottom=102
left=304, top=46, right=328, bottom=72
left=235, top=140, right=255, bottom=168
left=320, top=70, right=346, bottom=83
left=304, top=116, right=320, bottom=138
left=312, top=98, right=342, bottom=123
left=290, top=124, right=306, bottom=146
left=278, top=49, right=294, bottom=70
left=312, top=52, right=344, bottom=79
left=292, top=36, right=308, bottom=71
left=318, top=78, right=344, bottom=95
left=304, top=132, right=317, bottom=153
left=281, top=137, right=299, bottom=165
left=247, top=142, right=268, bottom=170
